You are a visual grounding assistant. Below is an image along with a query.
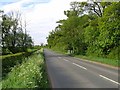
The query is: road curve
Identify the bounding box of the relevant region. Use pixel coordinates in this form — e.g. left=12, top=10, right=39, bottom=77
left=44, top=49, right=119, bottom=89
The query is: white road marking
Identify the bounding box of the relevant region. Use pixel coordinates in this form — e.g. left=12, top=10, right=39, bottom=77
left=72, top=63, right=87, bottom=70
left=58, top=57, right=62, bottom=59
left=63, top=59, right=69, bottom=62
left=99, top=75, right=120, bottom=85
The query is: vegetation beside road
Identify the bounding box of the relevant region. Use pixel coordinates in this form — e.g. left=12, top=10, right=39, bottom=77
left=2, top=48, right=50, bottom=89
left=75, top=55, right=119, bottom=67
left=47, top=2, right=120, bottom=67
left=0, top=6, right=50, bottom=89
left=0, top=10, right=33, bottom=55
left=1, top=49, right=37, bottom=78
left=50, top=48, right=119, bottom=67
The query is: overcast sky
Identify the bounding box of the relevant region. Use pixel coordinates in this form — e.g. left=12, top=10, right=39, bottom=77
left=0, top=0, right=86, bottom=45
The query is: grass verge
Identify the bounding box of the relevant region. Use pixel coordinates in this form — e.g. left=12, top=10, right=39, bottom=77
left=1, top=50, right=37, bottom=78
left=75, top=55, right=119, bottom=67
left=2, top=48, right=50, bottom=88
left=48, top=48, right=119, bottom=67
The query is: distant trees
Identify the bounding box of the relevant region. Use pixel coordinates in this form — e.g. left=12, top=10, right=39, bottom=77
left=47, top=1, right=120, bottom=60
left=0, top=11, right=33, bottom=54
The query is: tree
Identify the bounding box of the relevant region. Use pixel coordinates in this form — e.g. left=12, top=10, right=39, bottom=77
left=47, top=1, right=120, bottom=60
left=97, top=2, right=120, bottom=59
left=68, top=1, right=112, bottom=17
left=1, top=11, right=33, bottom=54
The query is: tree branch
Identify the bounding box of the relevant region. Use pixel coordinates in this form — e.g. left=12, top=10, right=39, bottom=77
left=94, top=2, right=102, bottom=17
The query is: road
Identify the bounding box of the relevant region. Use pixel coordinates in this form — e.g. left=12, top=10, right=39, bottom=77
left=44, top=49, right=119, bottom=88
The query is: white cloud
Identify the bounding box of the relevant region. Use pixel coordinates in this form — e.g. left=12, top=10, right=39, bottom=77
left=1, top=0, right=87, bottom=45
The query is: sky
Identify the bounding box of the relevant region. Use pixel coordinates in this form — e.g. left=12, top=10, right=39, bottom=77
left=0, top=0, right=87, bottom=45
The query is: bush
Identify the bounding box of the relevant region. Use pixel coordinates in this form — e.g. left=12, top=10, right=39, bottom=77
left=1, top=50, right=36, bottom=78
left=2, top=49, right=49, bottom=88
left=107, top=47, right=119, bottom=60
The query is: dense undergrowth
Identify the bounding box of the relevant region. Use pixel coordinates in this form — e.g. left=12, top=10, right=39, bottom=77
left=1, top=48, right=50, bottom=89
left=47, top=2, right=120, bottom=66
left=1, top=49, right=37, bottom=78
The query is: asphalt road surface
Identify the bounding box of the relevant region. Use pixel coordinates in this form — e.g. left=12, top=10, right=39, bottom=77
left=44, top=49, right=119, bottom=88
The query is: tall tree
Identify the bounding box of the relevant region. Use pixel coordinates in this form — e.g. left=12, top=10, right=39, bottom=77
left=1, top=11, right=33, bottom=54
left=47, top=1, right=120, bottom=60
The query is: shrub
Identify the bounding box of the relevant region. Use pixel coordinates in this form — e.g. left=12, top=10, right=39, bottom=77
left=107, top=47, right=119, bottom=60
left=2, top=49, right=49, bottom=88
left=1, top=50, right=36, bottom=78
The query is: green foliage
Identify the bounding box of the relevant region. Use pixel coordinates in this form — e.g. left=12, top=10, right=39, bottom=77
left=47, top=1, right=119, bottom=62
left=107, top=47, right=119, bottom=60
left=86, top=44, right=104, bottom=57
left=47, top=15, right=89, bottom=55
left=1, top=49, right=36, bottom=78
left=2, top=49, right=49, bottom=88
left=1, top=11, right=34, bottom=54
left=96, top=2, right=120, bottom=58
left=84, top=18, right=99, bottom=45
left=84, top=2, right=120, bottom=59
left=75, top=55, right=119, bottom=67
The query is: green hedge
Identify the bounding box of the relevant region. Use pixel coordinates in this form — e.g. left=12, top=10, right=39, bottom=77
left=1, top=50, right=37, bottom=78
left=2, top=48, right=50, bottom=88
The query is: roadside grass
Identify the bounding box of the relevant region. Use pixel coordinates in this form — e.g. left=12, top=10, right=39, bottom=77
left=74, top=55, right=119, bottom=67
left=1, top=50, right=37, bottom=79
left=0, top=82, right=1, bottom=90
left=48, top=48, right=119, bottom=67
left=50, top=48, right=66, bottom=54
left=2, top=48, right=50, bottom=88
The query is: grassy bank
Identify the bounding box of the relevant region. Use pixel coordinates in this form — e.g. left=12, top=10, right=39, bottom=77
left=1, top=49, right=37, bottom=78
left=2, top=49, right=49, bottom=88
left=49, top=48, right=119, bottom=67
left=50, top=48, right=66, bottom=54
left=75, top=55, right=119, bottom=67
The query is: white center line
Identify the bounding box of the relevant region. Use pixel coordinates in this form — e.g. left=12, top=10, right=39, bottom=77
left=63, top=59, right=69, bottom=62
left=72, top=63, right=87, bottom=70
left=99, top=75, right=120, bottom=85
left=58, top=57, right=62, bottom=59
